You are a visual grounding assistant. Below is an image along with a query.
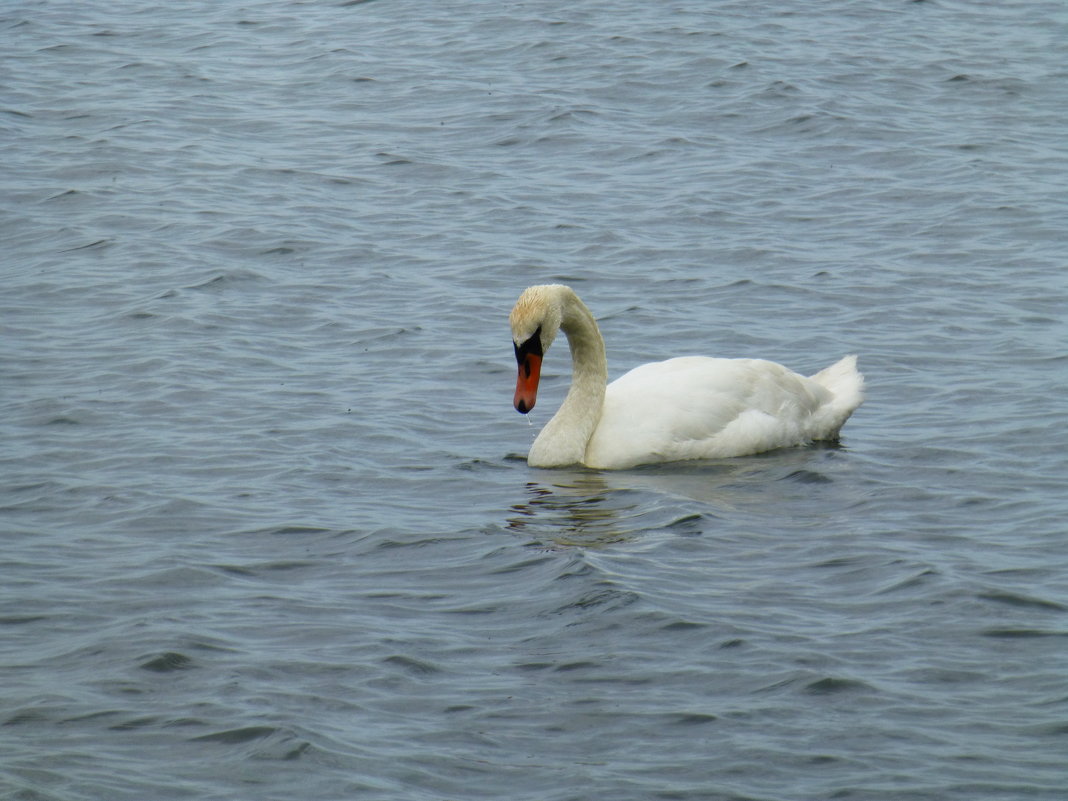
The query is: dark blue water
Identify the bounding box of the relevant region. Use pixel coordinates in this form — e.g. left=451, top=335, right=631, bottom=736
left=4, top=1, right=1067, bottom=799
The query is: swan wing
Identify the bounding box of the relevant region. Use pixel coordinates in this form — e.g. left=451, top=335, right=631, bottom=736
left=583, top=357, right=836, bottom=469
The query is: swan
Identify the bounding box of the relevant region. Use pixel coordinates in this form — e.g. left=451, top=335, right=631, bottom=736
left=510, top=284, right=864, bottom=469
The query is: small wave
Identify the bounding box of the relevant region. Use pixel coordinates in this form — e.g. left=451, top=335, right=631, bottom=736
left=980, top=627, right=1068, bottom=639
left=191, top=725, right=278, bottom=744
left=804, top=676, right=876, bottom=695
left=139, top=652, right=196, bottom=673
left=382, top=654, right=442, bottom=676
left=976, top=590, right=1067, bottom=612
left=183, top=269, right=266, bottom=292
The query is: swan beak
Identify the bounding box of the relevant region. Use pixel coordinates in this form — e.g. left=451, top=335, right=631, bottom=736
left=514, top=352, right=542, bottom=414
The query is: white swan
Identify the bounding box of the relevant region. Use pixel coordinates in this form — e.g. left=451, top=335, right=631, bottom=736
left=510, top=284, right=864, bottom=469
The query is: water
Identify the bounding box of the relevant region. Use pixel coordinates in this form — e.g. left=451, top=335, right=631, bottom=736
left=3, top=1, right=1067, bottom=798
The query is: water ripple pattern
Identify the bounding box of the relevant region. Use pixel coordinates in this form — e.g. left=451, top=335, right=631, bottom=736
left=3, top=1, right=1067, bottom=799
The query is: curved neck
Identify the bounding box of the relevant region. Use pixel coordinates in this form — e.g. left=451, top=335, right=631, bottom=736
left=560, top=292, right=608, bottom=416
left=528, top=289, right=608, bottom=467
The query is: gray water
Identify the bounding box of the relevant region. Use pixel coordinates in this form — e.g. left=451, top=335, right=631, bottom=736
left=4, top=1, right=1068, bottom=799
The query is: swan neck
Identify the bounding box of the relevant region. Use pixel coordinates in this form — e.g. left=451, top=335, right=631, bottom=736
left=560, top=295, right=607, bottom=399
left=527, top=290, right=607, bottom=467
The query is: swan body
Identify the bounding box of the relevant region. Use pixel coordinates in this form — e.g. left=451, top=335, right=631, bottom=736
left=510, top=284, right=864, bottom=469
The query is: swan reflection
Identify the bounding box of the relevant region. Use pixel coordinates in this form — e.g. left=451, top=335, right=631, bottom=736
left=506, top=473, right=634, bottom=548
left=505, top=447, right=847, bottom=548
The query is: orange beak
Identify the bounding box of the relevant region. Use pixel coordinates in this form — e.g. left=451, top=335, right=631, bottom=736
left=514, top=352, right=542, bottom=414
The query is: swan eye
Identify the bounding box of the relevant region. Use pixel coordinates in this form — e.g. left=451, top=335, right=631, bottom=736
left=513, top=325, right=543, bottom=364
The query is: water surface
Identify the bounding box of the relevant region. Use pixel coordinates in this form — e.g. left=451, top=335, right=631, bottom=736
left=3, top=1, right=1067, bottom=799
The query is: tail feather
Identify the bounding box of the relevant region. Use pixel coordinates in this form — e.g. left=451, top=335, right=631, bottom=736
left=810, top=355, right=865, bottom=438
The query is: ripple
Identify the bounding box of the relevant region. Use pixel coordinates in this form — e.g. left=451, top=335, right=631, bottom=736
left=139, top=652, right=195, bottom=673
left=670, top=712, right=719, bottom=725
left=381, top=655, right=442, bottom=676
left=980, top=628, right=1068, bottom=639
left=780, top=469, right=833, bottom=484
left=804, top=677, right=877, bottom=695
left=191, top=725, right=279, bottom=744
left=551, top=586, right=641, bottom=615
left=976, top=591, right=1067, bottom=612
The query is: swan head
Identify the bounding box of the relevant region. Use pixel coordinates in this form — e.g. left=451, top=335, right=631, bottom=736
left=509, top=285, right=566, bottom=414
